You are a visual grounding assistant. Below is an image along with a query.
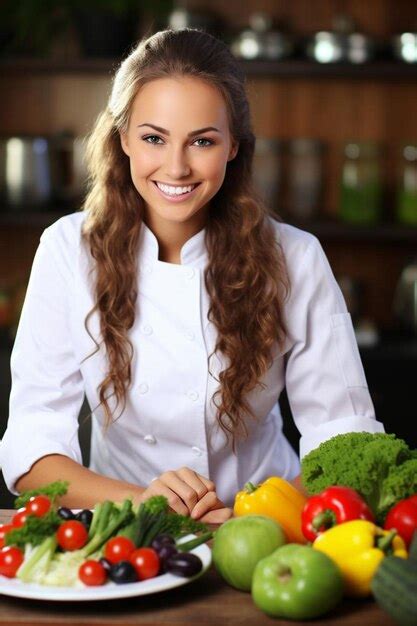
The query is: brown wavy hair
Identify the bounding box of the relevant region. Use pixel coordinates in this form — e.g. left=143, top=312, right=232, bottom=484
left=82, top=28, right=290, bottom=450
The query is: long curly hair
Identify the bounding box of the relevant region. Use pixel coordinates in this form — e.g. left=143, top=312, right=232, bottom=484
left=82, top=28, right=290, bottom=450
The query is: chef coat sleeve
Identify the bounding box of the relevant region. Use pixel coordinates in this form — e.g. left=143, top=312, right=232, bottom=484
left=283, top=235, right=384, bottom=459
left=0, top=225, right=85, bottom=494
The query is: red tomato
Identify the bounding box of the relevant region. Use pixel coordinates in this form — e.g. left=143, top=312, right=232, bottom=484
left=0, top=524, right=14, bottom=549
left=0, top=546, right=24, bottom=578
left=129, top=548, right=160, bottom=580
left=26, top=495, right=51, bottom=518
left=78, top=560, right=107, bottom=586
left=12, top=507, right=29, bottom=528
left=104, top=537, right=136, bottom=564
left=56, top=520, right=88, bottom=551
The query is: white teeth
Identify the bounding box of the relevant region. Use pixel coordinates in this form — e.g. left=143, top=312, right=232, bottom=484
left=156, top=182, right=196, bottom=195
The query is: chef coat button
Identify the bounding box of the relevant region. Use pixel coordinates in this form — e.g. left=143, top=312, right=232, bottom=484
left=138, top=383, right=149, bottom=394
left=187, top=390, right=199, bottom=401
left=191, top=446, right=202, bottom=456
left=185, top=330, right=195, bottom=341
left=144, top=434, right=157, bottom=444
left=185, top=268, right=195, bottom=279
left=141, top=324, right=153, bottom=335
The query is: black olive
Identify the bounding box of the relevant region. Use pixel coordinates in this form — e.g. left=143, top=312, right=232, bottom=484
left=99, top=557, right=112, bottom=572
left=109, top=560, right=138, bottom=584
left=57, top=507, right=76, bottom=520
left=165, top=552, right=203, bottom=578
left=151, top=534, right=175, bottom=552
left=75, top=509, right=93, bottom=529
left=157, top=544, right=178, bottom=573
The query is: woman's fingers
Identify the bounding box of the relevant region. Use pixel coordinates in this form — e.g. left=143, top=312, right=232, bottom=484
left=190, top=490, right=223, bottom=519
left=143, top=480, right=190, bottom=516
left=143, top=467, right=219, bottom=517
left=158, top=470, right=201, bottom=514
left=198, top=507, right=233, bottom=524
left=176, top=467, right=212, bottom=500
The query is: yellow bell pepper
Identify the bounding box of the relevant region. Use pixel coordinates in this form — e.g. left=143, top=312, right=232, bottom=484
left=313, top=519, right=408, bottom=597
left=233, top=476, right=307, bottom=543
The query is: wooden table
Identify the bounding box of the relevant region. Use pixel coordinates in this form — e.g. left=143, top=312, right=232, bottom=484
left=0, top=510, right=396, bottom=626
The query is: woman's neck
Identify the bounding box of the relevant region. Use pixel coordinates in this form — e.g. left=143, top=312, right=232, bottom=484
left=143, top=209, right=208, bottom=264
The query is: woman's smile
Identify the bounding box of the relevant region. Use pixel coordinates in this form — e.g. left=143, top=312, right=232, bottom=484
left=152, top=180, right=202, bottom=202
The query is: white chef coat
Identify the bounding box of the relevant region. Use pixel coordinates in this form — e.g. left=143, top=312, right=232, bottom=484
left=0, top=212, right=384, bottom=506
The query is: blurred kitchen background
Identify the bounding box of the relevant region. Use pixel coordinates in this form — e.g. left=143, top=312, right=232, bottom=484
left=1, top=0, right=417, bottom=506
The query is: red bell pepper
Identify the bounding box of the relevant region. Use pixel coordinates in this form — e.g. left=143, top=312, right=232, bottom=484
left=384, top=494, right=417, bottom=548
left=301, top=485, right=375, bottom=542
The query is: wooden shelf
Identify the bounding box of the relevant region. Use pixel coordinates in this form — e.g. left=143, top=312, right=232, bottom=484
left=289, top=219, right=417, bottom=243
left=242, top=59, right=417, bottom=80
left=0, top=210, right=70, bottom=227
left=2, top=57, right=417, bottom=80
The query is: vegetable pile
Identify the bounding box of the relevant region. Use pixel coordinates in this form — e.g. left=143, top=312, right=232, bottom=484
left=301, top=432, right=417, bottom=522
left=0, top=481, right=210, bottom=588
left=209, top=432, right=417, bottom=623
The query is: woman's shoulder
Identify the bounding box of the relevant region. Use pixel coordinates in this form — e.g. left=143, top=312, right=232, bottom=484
left=41, top=211, right=86, bottom=250
left=267, top=216, right=319, bottom=263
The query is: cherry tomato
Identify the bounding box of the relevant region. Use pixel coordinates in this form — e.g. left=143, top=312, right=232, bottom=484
left=78, top=560, right=107, bottom=586
left=12, top=507, right=29, bottom=528
left=104, top=537, right=136, bottom=564
left=26, top=495, right=51, bottom=518
left=129, top=547, right=160, bottom=580
left=0, top=524, right=14, bottom=549
left=0, top=546, right=24, bottom=578
left=56, top=520, right=88, bottom=551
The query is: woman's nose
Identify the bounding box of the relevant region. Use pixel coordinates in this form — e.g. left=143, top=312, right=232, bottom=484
left=164, top=146, right=191, bottom=179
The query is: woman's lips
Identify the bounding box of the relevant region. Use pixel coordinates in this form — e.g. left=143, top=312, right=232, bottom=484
left=152, top=181, right=201, bottom=203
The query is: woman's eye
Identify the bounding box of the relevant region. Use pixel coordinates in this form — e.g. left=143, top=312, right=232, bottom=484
left=193, top=138, right=213, bottom=147
left=143, top=135, right=163, bottom=145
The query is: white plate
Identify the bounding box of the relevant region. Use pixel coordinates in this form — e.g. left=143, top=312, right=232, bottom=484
left=0, top=536, right=211, bottom=601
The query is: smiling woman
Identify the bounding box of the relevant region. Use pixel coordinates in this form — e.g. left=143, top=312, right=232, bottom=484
left=119, top=76, right=238, bottom=250
left=0, top=28, right=384, bottom=520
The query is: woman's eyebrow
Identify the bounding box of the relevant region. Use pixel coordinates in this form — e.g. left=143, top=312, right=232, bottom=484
left=137, top=123, right=221, bottom=136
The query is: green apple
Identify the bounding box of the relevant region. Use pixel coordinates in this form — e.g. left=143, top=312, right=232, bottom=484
left=252, top=543, right=343, bottom=620
left=212, top=515, right=286, bottom=591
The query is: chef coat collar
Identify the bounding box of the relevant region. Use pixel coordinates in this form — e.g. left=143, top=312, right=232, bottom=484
left=139, top=221, right=207, bottom=267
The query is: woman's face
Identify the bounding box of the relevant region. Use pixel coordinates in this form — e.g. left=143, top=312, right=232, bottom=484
left=120, top=76, right=238, bottom=232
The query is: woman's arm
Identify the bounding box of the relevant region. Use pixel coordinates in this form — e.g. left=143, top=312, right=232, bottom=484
left=284, top=235, right=384, bottom=460
left=16, top=455, right=233, bottom=522
left=16, top=454, right=145, bottom=509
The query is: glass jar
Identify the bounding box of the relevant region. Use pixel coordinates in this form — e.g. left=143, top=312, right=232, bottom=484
left=252, top=138, right=283, bottom=213
left=339, top=141, right=382, bottom=223
left=397, top=144, right=417, bottom=225
left=287, top=138, right=323, bottom=220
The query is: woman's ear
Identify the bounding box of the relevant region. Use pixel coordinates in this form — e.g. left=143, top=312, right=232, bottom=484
left=120, top=131, right=130, bottom=157
left=228, top=142, right=239, bottom=161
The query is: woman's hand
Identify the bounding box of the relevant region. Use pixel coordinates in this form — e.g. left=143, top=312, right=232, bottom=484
left=190, top=492, right=233, bottom=523
left=140, top=466, right=220, bottom=516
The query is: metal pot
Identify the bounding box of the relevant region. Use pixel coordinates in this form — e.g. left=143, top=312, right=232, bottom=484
left=231, top=12, right=294, bottom=60
left=0, top=134, right=87, bottom=211
left=392, top=33, right=417, bottom=63
left=306, top=14, right=376, bottom=64
left=0, top=136, right=54, bottom=209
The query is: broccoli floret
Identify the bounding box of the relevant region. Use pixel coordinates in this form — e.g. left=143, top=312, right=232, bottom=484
left=378, top=458, right=417, bottom=521
left=301, top=432, right=416, bottom=522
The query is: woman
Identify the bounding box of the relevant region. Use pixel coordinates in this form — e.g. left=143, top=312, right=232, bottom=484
left=0, top=29, right=384, bottom=522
